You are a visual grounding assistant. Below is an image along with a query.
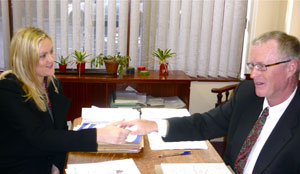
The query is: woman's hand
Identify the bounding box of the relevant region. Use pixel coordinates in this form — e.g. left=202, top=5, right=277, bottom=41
left=96, top=124, right=130, bottom=144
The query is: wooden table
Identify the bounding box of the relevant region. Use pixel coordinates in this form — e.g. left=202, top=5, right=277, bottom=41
left=56, top=70, right=192, bottom=121
left=67, top=139, right=223, bottom=174
left=67, top=118, right=224, bottom=174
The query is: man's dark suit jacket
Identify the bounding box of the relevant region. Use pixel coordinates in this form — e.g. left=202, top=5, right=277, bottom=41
left=164, top=80, right=300, bottom=174
left=0, top=73, right=97, bottom=174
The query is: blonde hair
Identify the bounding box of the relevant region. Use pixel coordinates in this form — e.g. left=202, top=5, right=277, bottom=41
left=0, top=26, right=58, bottom=111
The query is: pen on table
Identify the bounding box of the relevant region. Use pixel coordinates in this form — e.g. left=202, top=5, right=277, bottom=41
left=158, top=150, right=192, bottom=158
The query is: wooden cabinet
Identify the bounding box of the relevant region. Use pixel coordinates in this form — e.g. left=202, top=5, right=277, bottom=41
left=56, top=70, right=192, bottom=121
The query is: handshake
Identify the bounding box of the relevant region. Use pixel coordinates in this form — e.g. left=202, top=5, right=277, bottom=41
left=93, top=119, right=159, bottom=144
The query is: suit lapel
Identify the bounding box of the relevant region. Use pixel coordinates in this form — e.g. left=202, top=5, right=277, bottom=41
left=253, top=86, right=300, bottom=173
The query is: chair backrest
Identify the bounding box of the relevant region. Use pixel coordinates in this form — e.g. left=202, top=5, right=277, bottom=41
left=211, top=84, right=238, bottom=107
left=211, top=74, right=253, bottom=108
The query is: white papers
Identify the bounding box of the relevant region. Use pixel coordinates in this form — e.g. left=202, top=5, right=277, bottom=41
left=141, top=108, right=208, bottom=150
left=66, top=158, right=141, bottom=174
left=81, top=107, right=140, bottom=123
left=76, top=107, right=141, bottom=143
left=160, top=163, right=232, bottom=174
left=74, top=122, right=141, bottom=144
left=141, top=108, right=190, bottom=120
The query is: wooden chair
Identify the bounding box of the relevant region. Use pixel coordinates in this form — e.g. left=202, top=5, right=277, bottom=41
left=211, top=84, right=238, bottom=107
left=210, top=84, right=238, bottom=158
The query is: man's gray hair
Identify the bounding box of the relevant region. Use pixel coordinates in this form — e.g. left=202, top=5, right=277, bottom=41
left=252, top=31, right=300, bottom=71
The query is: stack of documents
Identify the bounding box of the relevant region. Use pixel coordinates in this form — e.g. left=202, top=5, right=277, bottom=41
left=114, top=90, right=139, bottom=104
left=163, top=96, right=186, bottom=108
left=74, top=107, right=144, bottom=153
left=141, top=108, right=208, bottom=150
left=146, top=96, right=186, bottom=108
left=110, top=91, right=147, bottom=108
left=66, top=158, right=141, bottom=174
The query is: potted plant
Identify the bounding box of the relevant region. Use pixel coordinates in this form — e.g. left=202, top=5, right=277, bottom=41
left=102, top=55, right=119, bottom=74
left=72, top=50, right=90, bottom=73
left=90, top=53, right=104, bottom=68
left=103, top=52, right=130, bottom=75
left=152, top=48, right=176, bottom=75
left=55, top=55, right=70, bottom=73
left=116, top=52, right=130, bottom=76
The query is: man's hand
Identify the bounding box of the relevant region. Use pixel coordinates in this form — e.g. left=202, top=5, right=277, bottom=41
left=96, top=124, right=130, bottom=144
left=115, top=119, right=158, bottom=135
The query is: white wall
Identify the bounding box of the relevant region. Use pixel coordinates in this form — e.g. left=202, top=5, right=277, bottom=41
left=252, top=0, right=299, bottom=40
left=290, top=0, right=300, bottom=39
left=189, top=81, right=239, bottom=114
left=254, top=0, right=287, bottom=38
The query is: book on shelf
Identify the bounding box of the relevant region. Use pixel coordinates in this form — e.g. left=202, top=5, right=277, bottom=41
left=146, top=96, right=186, bottom=108
left=114, top=90, right=139, bottom=104
left=110, top=91, right=147, bottom=108
left=74, top=107, right=144, bottom=153
left=163, top=96, right=186, bottom=108
left=146, top=97, right=165, bottom=107
left=110, top=89, right=186, bottom=109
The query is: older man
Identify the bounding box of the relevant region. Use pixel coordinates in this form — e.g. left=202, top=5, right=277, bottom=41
left=119, top=31, right=300, bottom=174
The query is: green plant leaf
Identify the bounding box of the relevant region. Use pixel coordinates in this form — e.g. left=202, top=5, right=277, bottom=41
left=55, top=55, right=70, bottom=65
left=90, top=53, right=104, bottom=68
left=72, top=50, right=90, bottom=63
left=152, top=48, right=176, bottom=62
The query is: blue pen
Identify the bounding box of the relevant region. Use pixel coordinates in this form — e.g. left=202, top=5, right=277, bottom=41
left=158, top=150, right=192, bottom=158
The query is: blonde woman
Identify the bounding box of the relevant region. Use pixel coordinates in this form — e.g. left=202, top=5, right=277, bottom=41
left=0, top=26, right=130, bottom=174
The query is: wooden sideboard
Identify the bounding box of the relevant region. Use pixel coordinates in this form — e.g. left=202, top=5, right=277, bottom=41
left=56, top=70, right=192, bottom=121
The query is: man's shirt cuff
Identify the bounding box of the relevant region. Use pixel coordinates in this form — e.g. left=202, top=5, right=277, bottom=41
left=154, top=119, right=168, bottom=137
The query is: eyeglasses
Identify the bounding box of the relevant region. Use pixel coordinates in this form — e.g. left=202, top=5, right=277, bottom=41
left=246, top=59, right=291, bottom=71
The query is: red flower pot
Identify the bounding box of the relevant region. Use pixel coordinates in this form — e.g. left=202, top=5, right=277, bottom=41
left=159, top=63, right=168, bottom=75
left=59, top=64, right=67, bottom=73
left=76, top=62, right=86, bottom=73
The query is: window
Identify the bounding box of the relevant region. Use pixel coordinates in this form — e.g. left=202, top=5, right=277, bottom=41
left=0, top=0, right=249, bottom=78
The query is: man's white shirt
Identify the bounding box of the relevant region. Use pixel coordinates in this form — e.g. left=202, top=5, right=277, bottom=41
left=155, top=87, right=297, bottom=174
left=244, top=87, right=297, bottom=173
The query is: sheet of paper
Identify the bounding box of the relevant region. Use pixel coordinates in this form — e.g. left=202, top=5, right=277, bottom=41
left=82, top=107, right=140, bottom=123
left=65, top=158, right=141, bottom=174
left=160, top=163, right=232, bottom=174
left=141, top=108, right=190, bottom=120
left=141, top=108, right=208, bottom=150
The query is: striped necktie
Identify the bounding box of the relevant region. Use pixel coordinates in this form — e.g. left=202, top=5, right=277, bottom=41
left=234, top=107, right=269, bottom=173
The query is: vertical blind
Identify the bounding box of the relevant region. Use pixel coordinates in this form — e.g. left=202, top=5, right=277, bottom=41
left=0, top=0, right=248, bottom=78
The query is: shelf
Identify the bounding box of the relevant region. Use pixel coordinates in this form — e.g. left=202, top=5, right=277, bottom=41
left=56, top=70, right=192, bottom=121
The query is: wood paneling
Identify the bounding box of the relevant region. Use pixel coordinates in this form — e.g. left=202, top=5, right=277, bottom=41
left=56, top=70, right=192, bottom=121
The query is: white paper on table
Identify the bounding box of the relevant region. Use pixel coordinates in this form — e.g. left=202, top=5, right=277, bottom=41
left=82, top=107, right=140, bottom=123
left=160, top=163, right=232, bottom=174
left=140, top=108, right=208, bottom=150
left=65, top=158, right=141, bottom=174
left=140, top=108, right=190, bottom=120
left=74, top=107, right=141, bottom=143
